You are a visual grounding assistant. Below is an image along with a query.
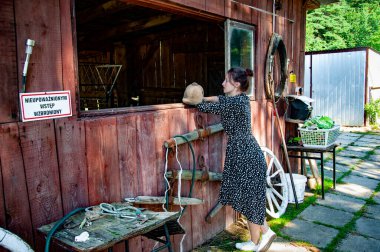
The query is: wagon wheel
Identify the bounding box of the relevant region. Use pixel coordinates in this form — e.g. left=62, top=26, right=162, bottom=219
left=261, top=146, right=288, bottom=218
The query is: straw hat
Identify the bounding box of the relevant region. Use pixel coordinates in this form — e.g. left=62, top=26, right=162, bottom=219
left=182, top=82, right=204, bottom=105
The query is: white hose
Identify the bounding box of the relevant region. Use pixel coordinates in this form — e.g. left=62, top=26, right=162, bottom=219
left=173, top=138, right=186, bottom=252
left=162, top=147, right=171, bottom=211
left=0, top=227, right=34, bottom=252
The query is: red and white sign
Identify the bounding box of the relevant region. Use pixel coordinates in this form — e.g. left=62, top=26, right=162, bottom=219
left=20, top=91, right=72, bottom=122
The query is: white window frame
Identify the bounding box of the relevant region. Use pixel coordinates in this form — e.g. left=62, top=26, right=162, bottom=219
left=225, top=19, right=255, bottom=98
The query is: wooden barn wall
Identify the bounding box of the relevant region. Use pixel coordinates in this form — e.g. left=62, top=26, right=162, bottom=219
left=0, top=0, right=306, bottom=251
left=0, top=0, right=19, bottom=123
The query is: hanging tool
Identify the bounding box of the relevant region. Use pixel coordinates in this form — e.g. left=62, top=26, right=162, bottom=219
left=22, top=39, right=35, bottom=93
left=268, top=55, right=299, bottom=208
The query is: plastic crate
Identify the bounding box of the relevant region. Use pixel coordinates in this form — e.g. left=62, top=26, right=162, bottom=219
left=298, top=125, right=340, bottom=148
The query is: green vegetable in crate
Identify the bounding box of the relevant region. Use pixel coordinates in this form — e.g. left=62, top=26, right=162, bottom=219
left=302, top=116, right=335, bottom=129
left=315, top=116, right=334, bottom=129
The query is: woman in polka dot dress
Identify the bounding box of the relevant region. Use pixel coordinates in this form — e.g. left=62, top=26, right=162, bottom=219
left=196, top=67, right=276, bottom=252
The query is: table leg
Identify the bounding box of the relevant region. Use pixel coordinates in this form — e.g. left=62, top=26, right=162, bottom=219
left=321, top=152, right=324, bottom=199
left=125, top=240, right=129, bottom=252
left=333, top=147, right=336, bottom=189
left=150, top=224, right=173, bottom=252
left=164, top=224, right=173, bottom=252
left=301, top=151, right=304, bottom=175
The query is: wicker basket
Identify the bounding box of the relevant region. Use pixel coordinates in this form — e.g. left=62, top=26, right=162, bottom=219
left=298, top=125, right=340, bottom=148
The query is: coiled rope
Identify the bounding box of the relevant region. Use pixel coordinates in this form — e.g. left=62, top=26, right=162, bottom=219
left=44, top=203, right=144, bottom=251
left=85, top=203, right=143, bottom=220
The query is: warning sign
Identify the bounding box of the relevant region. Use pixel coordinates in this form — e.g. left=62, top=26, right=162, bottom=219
left=20, top=91, right=72, bottom=122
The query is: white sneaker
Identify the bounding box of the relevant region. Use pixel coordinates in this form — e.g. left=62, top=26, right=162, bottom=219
left=235, top=240, right=259, bottom=251
left=258, top=228, right=277, bottom=252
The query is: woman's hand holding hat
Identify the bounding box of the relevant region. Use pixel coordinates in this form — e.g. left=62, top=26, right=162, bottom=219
left=182, top=82, right=204, bottom=105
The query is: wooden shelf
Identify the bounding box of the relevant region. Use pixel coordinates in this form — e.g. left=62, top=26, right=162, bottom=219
left=285, top=118, right=305, bottom=124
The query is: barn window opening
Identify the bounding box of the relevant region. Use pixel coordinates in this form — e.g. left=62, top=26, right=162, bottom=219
left=75, top=1, right=255, bottom=112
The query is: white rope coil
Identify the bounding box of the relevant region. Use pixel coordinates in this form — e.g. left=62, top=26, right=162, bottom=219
left=163, top=147, right=171, bottom=212
left=161, top=139, right=186, bottom=252
left=173, top=138, right=186, bottom=252
left=84, top=203, right=144, bottom=222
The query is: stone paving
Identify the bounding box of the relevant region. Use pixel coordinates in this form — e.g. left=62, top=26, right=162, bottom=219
left=273, top=131, right=380, bottom=252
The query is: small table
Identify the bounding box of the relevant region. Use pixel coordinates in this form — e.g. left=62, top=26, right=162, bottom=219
left=286, top=143, right=339, bottom=199
left=38, top=204, right=184, bottom=252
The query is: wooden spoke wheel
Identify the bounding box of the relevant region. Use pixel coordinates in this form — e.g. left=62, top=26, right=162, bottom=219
left=261, top=147, right=288, bottom=218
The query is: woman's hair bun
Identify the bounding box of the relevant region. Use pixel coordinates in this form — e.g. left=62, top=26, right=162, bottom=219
left=245, top=68, right=253, bottom=77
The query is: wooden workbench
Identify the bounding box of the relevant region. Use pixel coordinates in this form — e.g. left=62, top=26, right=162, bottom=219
left=286, top=143, right=339, bottom=199
left=38, top=204, right=184, bottom=252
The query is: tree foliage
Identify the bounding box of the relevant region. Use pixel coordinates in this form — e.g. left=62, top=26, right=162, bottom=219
left=306, top=0, right=380, bottom=51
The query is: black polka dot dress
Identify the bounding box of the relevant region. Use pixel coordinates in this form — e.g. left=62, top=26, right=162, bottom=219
left=197, top=94, right=266, bottom=225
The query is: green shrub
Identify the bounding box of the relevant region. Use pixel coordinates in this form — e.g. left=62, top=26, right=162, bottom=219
left=364, top=98, right=380, bottom=125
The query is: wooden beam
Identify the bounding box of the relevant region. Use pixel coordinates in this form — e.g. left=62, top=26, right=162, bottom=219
left=164, top=123, right=224, bottom=148
left=304, top=0, right=320, bottom=10
left=166, top=170, right=223, bottom=182
left=130, top=196, right=204, bottom=205
left=80, top=14, right=176, bottom=43
left=120, top=0, right=224, bottom=22
left=77, top=0, right=134, bottom=25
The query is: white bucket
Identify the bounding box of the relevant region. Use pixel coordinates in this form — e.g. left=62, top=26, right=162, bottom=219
left=285, top=173, right=307, bottom=203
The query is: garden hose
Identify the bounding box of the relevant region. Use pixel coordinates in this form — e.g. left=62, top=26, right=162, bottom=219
left=44, top=207, right=85, bottom=252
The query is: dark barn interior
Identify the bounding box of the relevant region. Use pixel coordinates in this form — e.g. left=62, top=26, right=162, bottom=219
left=75, top=0, right=226, bottom=110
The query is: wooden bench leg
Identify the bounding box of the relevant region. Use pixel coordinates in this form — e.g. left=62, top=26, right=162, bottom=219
left=164, top=224, right=173, bottom=252
left=151, top=224, right=173, bottom=252
left=321, top=152, right=324, bottom=199
left=333, top=147, right=336, bottom=189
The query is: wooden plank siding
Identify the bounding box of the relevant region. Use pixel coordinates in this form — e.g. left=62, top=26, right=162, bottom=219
left=168, top=108, right=192, bottom=251
left=19, top=120, right=63, bottom=251
left=136, top=112, right=158, bottom=252
left=206, top=113, right=226, bottom=241
left=226, top=0, right=253, bottom=23
left=0, top=0, right=19, bottom=123
left=55, top=117, right=89, bottom=214
left=206, top=0, right=225, bottom=16
left=60, top=0, right=78, bottom=115
left=14, top=0, right=63, bottom=93
left=85, top=117, right=125, bottom=252
left=187, top=110, right=209, bottom=249
left=116, top=114, right=143, bottom=251
left=85, top=117, right=121, bottom=205
left=0, top=124, right=34, bottom=246
left=0, top=0, right=308, bottom=251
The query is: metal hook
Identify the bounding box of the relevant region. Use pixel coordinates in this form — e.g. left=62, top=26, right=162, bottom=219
left=198, top=155, right=206, bottom=169
left=196, top=113, right=205, bottom=129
